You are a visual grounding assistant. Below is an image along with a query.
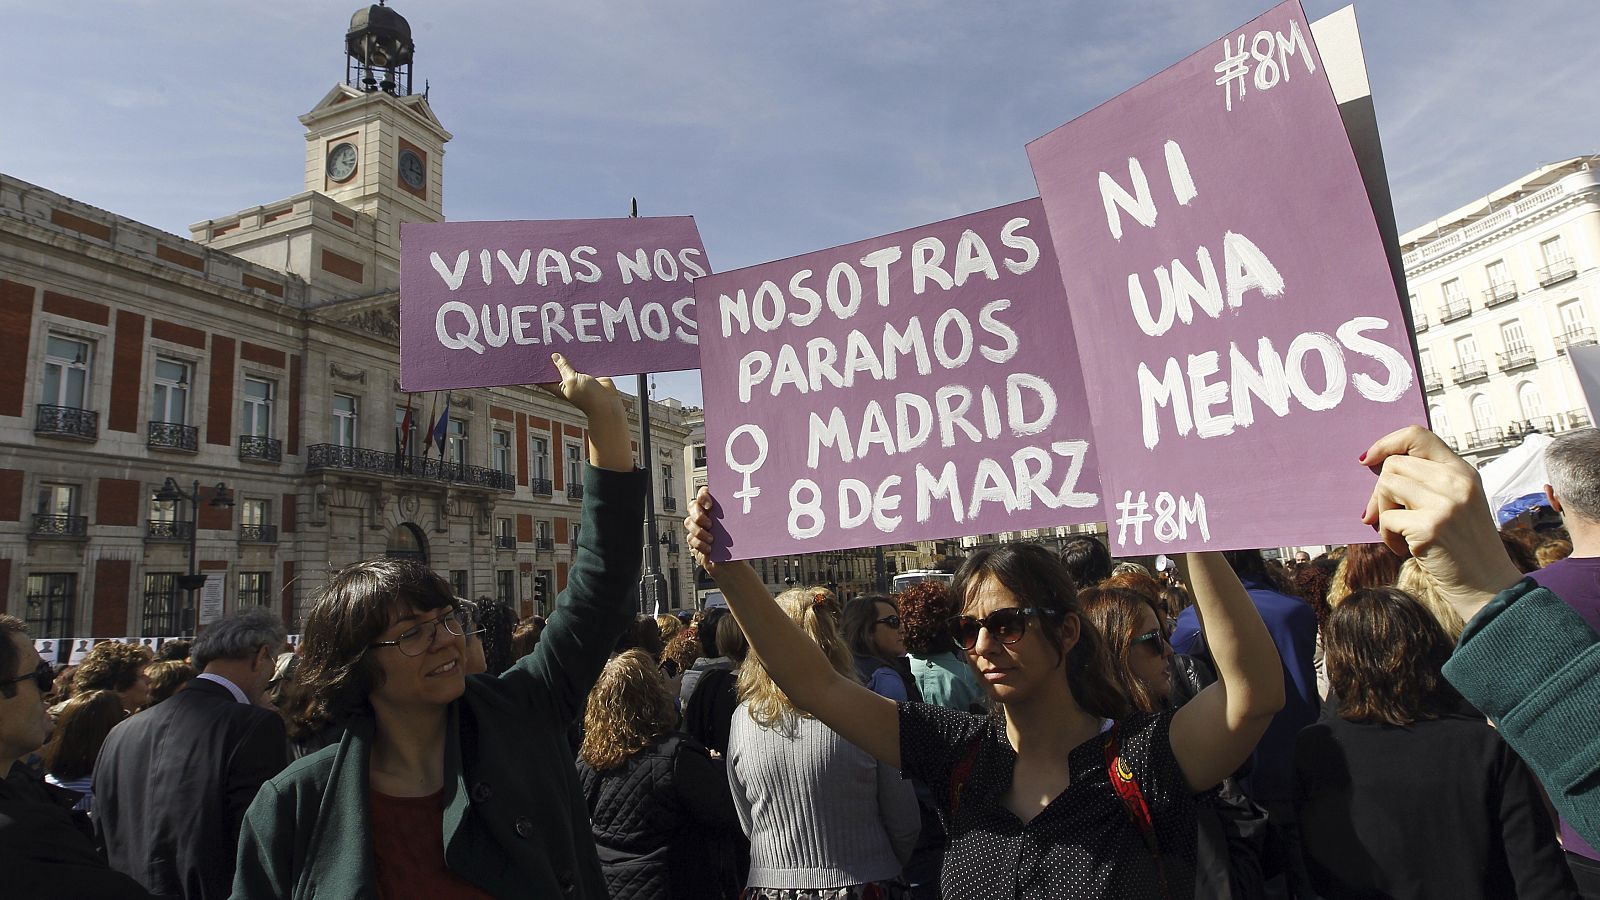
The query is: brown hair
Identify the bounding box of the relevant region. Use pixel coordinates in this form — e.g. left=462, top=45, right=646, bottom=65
left=511, top=616, right=545, bottom=661
left=1324, top=587, right=1464, bottom=726
left=842, top=594, right=899, bottom=667
left=662, top=627, right=701, bottom=675
left=74, top=641, right=152, bottom=694
left=1328, top=543, right=1403, bottom=607
left=654, top=614, right=684, bottom=648
left=579, top=650, right=678, bottom=771
left=1291, top=565, right=1333, bottom=629
left=1534, top=538, right=1573, bottom=568
left=1103, top=569, right=1163, bottom=603
left=143, top=660, right=195, bottom=708
left=0, top=615, right=29, bottom=699
left=738, top=588, right=857, bottom=729
left=1078, top=587, right=1168, bottom=714
left=42, top=690, right=125, bottom=780
left=1500, top=532, right=1538, bottom=574
left=952, top=543, right=1130, bottom=720
left=897, top=580, right=957, bottom=656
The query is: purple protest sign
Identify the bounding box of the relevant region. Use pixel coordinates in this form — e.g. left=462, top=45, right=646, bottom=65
left=695, top=199, right=1102, bottom=562
left=1026, top=0, right=1425, bottom=555
left=399, top=218, right=708, bottom=390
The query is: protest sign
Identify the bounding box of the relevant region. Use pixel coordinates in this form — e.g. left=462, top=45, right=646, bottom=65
left=400, top=217, right=709, bottom=390
left=696, top=199, right=1102, bottom=562
left=199, top=574, right=225, bottom=626
left=1026, top=0, right=1424, bottom=554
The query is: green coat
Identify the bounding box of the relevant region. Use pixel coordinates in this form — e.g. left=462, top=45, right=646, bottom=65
left=232, top=465, right=646, bottom=899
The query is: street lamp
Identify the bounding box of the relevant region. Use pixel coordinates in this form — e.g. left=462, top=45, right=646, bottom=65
left=153, top=477, right=233, bottom=632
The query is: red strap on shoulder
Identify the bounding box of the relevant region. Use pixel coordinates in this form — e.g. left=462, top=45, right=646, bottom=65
left=1104, top=723, right=1171, bottom=898
left=947, top=732, right=982, bottom=817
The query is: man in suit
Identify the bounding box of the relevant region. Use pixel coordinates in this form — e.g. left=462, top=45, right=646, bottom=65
left=95, top=607, right=288, bottom=900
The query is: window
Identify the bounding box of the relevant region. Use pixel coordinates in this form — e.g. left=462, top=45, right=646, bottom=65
left=142, top=573, right=184, bottom=636
left=35, top=483, right=78, bottom=518
left=149, top=492, right=178, bottom=526
left=536, top=520, right=551, bottom=544
left=1486, top=259, right=1511, bottom=288
left=492, top=429, right=511, bottom=474
left=238, top=572, right=270, bottom=608
left=566, top=442, right=584, bottom=483
left=1442, top=279, right=1465, bottom=305
left=692, top=444, right=707, bottom=469
left=450, top=570, right=469, bottom=598
left=1560, top=300, right=1589, bottom=335
left=395, top=406, right=418, bottom=456
left=332, top=393, right=359, bottom=447
left=496, top=570, right=516, bottom=605
left=1541, top=235, right=1569, bottom=267
left=570, top=520, right=581, bottom=550
left=1470, top=394, right=1495, bottom=433
left=531, top=437, right=550, bottom=480
left=1500, top=320, right=1527, bottom=352
left=447, top=418, right=467, bottom=465
left=1453, top=335, right=1479, bottom=364
left=24, top=573, right=76, bottom=638
left=660, top=464, right=674, bottom=497
left=41, top=335, right=91, bottom=408
left=241, top=377, right=274, bottom=437
left=152, top=357, right=190, bottom=424
left=241, top=498, right=269, bottom=531
left=1429, top=404, right=1449, bottom=436
left=1518, top=382, right=1543, bottom=421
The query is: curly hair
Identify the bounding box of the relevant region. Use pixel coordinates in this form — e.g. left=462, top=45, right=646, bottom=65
left=42, top=689, right=125, bottom=781
left=738, top=588, right=857, bottom=729
left=897, top=580, right=956, bottom=656
left=579, top=650, right=678, bottom=771
left=661, top=627, right=701, bottom=675
left=1077, top=586, right=1168, bottom=715
left=1290, top=565, right=1333, bottom=629
left=1325, top=587, right=1464, bottom=726
left=74, top=641, right=152, bottom=694
left=654, top=614, right=684, bottom=648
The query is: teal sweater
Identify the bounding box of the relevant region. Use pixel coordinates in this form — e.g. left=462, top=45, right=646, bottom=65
left=232, top=465, right=646, bottom=900
left=1443, top=577, right=1600, bottom=849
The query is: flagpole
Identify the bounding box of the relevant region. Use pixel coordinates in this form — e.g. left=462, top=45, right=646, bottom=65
left=633, top=197, right=668, bottom=616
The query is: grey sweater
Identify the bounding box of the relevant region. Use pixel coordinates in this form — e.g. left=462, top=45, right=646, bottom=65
left=727, top=702, right=920, bottom=890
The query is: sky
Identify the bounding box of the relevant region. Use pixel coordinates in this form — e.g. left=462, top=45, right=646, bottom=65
left=2, top=0, right=1594, bottom=407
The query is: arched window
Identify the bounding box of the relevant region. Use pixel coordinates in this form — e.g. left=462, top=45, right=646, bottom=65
left=1471, top=394, right=1495, bottom=433
left=386, top=522, right=429, bottom=564
left=1429, top=403, right=1449, bottom=436
left=1517, top=382, right=1543, bottom=422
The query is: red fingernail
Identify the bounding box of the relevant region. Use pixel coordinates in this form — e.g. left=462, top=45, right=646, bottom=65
left=1358, top=452, right=1367, bottom=462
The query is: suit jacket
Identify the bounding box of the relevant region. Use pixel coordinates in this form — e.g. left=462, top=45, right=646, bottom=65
left=0, top=763, right=154, bottom=900
left=94, top=675, right=288, bottom=900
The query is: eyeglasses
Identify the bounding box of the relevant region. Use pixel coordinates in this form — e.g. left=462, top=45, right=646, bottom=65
left=874, top=614, right=902, bottom=630
left=455, top=600, right=486, bottom=638
left=369, top=607, right=467, bottom=657
left=0, top=660, right=54, bottom=693
left=1130, top=630, right=1167, bottom=649
left=947, top=607, right=1063, bottom=651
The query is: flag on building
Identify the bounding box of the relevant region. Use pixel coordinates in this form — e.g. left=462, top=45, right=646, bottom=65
left=431, top=393, right=451, bottom=457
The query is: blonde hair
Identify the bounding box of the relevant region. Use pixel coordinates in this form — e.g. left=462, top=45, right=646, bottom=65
left=579, top=650, right=678, bottom=771
left=654, top=614, right=684, bottom=647
left=736, top=588, right=856, bottom=729
left=1395, top=559, right=1465, bottom=641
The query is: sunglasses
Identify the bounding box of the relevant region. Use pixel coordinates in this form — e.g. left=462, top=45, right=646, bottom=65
left=0, top=660, right=54, bottom=693
left=874, top=614, right=902, bottom=630
left=1130, top=629, right=1167, bottom=649
left=947, top=607, right=1063, bottom=651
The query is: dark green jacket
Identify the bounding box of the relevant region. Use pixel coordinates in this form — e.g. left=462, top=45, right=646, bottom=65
left=232, top=465, right=646, bottom=899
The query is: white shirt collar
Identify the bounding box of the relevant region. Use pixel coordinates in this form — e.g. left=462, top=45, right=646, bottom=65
left=195, top=672, right=249, bottom=705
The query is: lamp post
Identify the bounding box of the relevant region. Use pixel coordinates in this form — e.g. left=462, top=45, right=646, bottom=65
left=153, top=477, right=233, bottom=633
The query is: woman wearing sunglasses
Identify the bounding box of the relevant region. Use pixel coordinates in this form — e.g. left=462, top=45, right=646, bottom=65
left=686, top=488, right=1285, bottom=899
left=232, top=355, right=645, bottom=900
left=842, top=595, right=923, bottom=703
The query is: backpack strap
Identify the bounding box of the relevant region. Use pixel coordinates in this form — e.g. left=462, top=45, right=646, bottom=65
left=947, top=731, right=983, bottom=818
left=1104, top=722, right=1172, bottom=899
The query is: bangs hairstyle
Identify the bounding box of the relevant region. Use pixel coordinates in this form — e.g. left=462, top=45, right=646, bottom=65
left=738, top=588, right=856, bottom=729
left=295, top=557, right=457, bottom=725
left=1325, top=587, right=1464, bottom=727
left=579, top=650, right=678, bottom=771
left=952, top=543, right=1130, bottom=720
left=897, top=580, right=957, bottom=656
left=1077, top=586, right=1168, bottom=715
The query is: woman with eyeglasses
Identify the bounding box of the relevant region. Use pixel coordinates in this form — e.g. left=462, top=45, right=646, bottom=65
left=842, top=594, right=923, bottom=704
left=686, top=488, right=1285, bottom=899
left=232, top=355, right=646, bottom=900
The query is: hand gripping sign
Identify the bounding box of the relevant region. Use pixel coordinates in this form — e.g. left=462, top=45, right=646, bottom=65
left=400, top=217, right=709, bottom=390
left=696, top=199, right=1102, bottom=562
left=1026, top=0, right=1425, bottom=555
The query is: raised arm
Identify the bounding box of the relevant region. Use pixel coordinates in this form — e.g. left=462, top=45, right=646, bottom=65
left=685, top=489, right=902, bottom=767
left=1168, top=551, right=1284, bottom=791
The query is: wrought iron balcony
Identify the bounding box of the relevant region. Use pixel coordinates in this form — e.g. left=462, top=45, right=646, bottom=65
left=304, top=444, right=515, bottom=491
left=146, top=520, right=194, bottom=541
left=1413, top=314, right=1429, bottom=334
left=35, top=404, right=98, bottom=440
left=1560, top=328, right=1598, bottom=353
left=535, top=537, right=554, bottom=552
left=1497, top=346, right=1536, bottom=372
left=531, top=477, right=553, bottom=497
left=1451, top=361, right=1488, bottom=384
left=1439, top=298, right=1471, bottom=323
left=1564, top=409, right=1592, bottom=430
left=1538, top=258, right=1577, bottom=287
left=1511, top=416, right=1555, bottom=437
left=30, top=514, right=87, bottom=538
left=238, top=435, right=282, bottom=463
left=1464, top=428, right=1509, bottom=451
left=239, top=524, right=277, bottom=543
left=495, top=534, right=517, bottom=550
left=1421, top=369, right=1444, bottom=393
left=660, top=495, right=678, bottom=513
left=148, top=421, right=199, bottom=452
left=567, top=483, right=585, bottom=501
left=1483, top=282, right=1519, bottom=307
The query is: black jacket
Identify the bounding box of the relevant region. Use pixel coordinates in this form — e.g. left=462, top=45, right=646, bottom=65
left=94, top=676, right=288, bottom=900
left=578, top=732, right=741, bottom=900
left=0, top=763, right=154, bottom=900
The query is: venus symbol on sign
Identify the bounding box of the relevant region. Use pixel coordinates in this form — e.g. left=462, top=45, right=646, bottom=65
left=725, top=425, right=769, bottom=514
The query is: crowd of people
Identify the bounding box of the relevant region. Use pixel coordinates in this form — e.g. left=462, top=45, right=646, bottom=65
left=1, top=359, right=1598, bottom=899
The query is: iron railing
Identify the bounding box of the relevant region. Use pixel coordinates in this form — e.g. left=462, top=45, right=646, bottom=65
left=1511, top=417, right=1555, bottom=436
left=148, top=421, right=199, bottom=452
left=146, top=520, right=194, bottom=541
left=1451, top=361, right=1488, bottom=384
left=34, top=404, right=98, bottom=440
left=1561, top=328, right=1598, bottom=352
left=1439, top=298, right=1471, bottom=323
left=535, top=537, right=554, bottom=552
left=1465, top=428, right=1508, bottom=451
left=31, top=514, right=87, bottom=538
left=239, top=524, right=278, bottom=543
left=1538, top=258, right=1577, bottom=287
left=238, top=435, right=282, bottom=462
left=567, top=483, right=585, bottom=501
left=495, top=535, right=517, bottom=550
left=1413, top=314, right=1429, bottom=334
left=660, top=496, right=678, bottom=513
left=1421, top=369, right=1443, bottom=393
left=304, top=444, right=515, bottom=491
left=531, top=477, right=553, bottom=497
left=1565, top=409, right=1592, bottom=430
left=1497, top=346, right=1536, bottom=371
left=1483, top=282, right=1519, bottom=307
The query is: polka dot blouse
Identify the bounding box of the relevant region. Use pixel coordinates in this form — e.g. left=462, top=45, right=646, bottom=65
left=899, top=702, right=1197, bottom=899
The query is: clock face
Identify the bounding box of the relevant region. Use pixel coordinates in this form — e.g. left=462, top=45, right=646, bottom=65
left=326, top=142, right=358, bottom=183
left=399, top=149, right=426, bottom=190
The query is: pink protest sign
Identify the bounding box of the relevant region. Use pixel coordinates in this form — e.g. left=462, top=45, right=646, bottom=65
left=399, top=218, right=708, bottom=390
left=696, top=199, right=1102, bottom=562
left=1026, top=0, right=1424, bottom=555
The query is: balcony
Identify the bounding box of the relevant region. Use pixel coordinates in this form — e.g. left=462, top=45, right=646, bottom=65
left=305, top=444, right=515, bottom=491
left=660, top=495, right=678, bottom=513
left=1413, top=314, right=1429, bottom=334
left=1421, top=368, right=1444, bottom=393
left=1560, top=328, right=1598, bottom=354
left=1439, top=298, right=1471, bottom=323
left=1464, top=428, right=1510, bottom=451
left=147, top=421, right=199, bottom=452
left=495, top=534, right=517, bottom=550
left=1538, top=258, right=1577, bottom=287
left=238, top=435, right=282, bottom=463
left=1483, top=281, right=1519, bottom=307
left=531, top=477, right=553, bottom=497
left=34, top=404, right=98, bottom=441
left=146, top=520, right=194, bottom=542
left=30, top=513, right=87, bottom=539
left=535, top=537, right=554, bottom=552
left=239, top=524, right=278, bottom=543
left=1563, top=409, right=1592, bottom=430
left=1497, top=346, right=1536, bottom=372
left=1510, top=416, right=1555, bottom=437
left=567, top=482, right=585, bottom=501
left=1451, top=361, right=1488, bottom=384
